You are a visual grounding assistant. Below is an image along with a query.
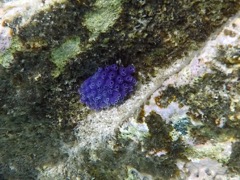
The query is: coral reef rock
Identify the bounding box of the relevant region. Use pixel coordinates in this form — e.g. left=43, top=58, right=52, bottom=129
left=0, top=0, right=240, bottom=179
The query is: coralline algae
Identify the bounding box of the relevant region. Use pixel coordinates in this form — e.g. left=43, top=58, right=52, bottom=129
left=0, top=26, right=12, bottom=53
left=78, top=64, right=137, bottom=110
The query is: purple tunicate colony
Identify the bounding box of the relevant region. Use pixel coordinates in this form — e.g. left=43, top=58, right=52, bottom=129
left=78, top=64, right=137, bottom=110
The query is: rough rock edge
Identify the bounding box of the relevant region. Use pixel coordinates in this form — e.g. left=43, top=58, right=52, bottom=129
left=143, top=12, right=240, bottom=179
left=37, top=9, right=240, bottom=180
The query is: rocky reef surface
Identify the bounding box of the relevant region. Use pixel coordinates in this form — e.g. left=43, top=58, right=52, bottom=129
left=0, top=0, right=240, bottom=179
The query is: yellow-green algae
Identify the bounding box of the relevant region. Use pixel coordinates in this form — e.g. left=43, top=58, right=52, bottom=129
left=0, top=37, right=22, bottom=68
left=83, top=0, right=124, bottom=41
left=51, top=37, right=82, bottom=77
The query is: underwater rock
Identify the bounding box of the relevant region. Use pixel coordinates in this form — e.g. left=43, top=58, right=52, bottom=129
left=0, top=0, right=240, bottom=179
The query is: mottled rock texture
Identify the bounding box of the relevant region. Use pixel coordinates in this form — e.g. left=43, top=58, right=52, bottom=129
left=0, top=0, right=240, bottom=179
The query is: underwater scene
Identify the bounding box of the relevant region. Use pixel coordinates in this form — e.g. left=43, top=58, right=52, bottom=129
left=0, top=0, right=240, bottom=179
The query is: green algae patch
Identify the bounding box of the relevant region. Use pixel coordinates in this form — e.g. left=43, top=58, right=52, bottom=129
left=0, top=37, right=23, bottom=68
left=83, top=0, right=123, bottom=41
left=187, top=141, right=232, bottom=164
left=0, top=53, right=14, bottom=68
left=51, top=37, right=81, bottom=77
